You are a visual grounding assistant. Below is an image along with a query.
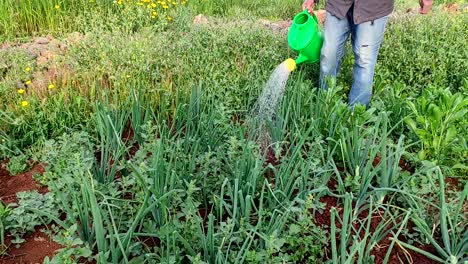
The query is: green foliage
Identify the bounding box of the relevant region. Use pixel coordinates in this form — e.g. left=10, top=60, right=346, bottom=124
left=0, top=0, right=187, bottom=40
left=333, top=112, right=406, bottom=203
left=400, top=161, right=439, bottom=196
left=35, top=131, right=95, bottom=187
left=405, top=88, right=468, bottom=166
left=93, top=96, right=129, bottom=184
left=0, top=87, right=91, bottom=159
left=6, top=154, right=30, bottom=175
left=377, top=12, right=468, bottom=93
left=270, top=197, right=328, bottom=263
left=64, top=20, right=290, bottom=111
left=0, top=202, right=11, bottom=255
left=0, top=1, right=467, bottom=263
left=4, top=191, right=60, bottom=245
left=188, top=0, right=300, bottom=19
left=44, top=225, right=93, bottom=264
left=394, top=168, right=468, bottom=264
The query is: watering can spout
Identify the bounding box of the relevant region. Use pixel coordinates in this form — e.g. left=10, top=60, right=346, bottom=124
left=284, top=58, right=297, bottom=71
left=295, top=54, right=310, bottom=65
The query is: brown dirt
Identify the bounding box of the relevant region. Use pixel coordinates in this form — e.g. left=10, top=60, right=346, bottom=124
left=0, top=163, right=47, bottom=205
left=444, top=177, right=460, bottom=191
left=138, top=236, right=161, bottom=248
left=313, top=195, right=341, bottom=232
left=0, top=228, right=62, bottom=264
left=122, top=127, right=140, bottom=160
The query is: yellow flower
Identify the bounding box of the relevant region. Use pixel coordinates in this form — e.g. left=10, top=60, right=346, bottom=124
left=25, top=67, right=31, bottom=72
left=151, top=3, right=156, bottom=7
left=48, top=84, right=55, bottom=89
left=152, top=11, right=158, bottom=15
left=25, top=80, right=31, bottom=85
left=167, top=16, right=173, bottom=21
left=18, top=89, right=25, bottom=94
left=21, top=101, right=29, bottom=107
left=54, top=5, right=60, bottom=10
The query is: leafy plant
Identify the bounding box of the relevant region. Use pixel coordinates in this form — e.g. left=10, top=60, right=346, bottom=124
left=6, top=153, right=30, bottom=175
left=5, top=191, right=59, bottom=245
left=405, top=88, right=468, bottom=165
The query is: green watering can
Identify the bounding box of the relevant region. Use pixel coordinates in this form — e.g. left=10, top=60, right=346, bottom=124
left=286, top=10, right=324, bottom=70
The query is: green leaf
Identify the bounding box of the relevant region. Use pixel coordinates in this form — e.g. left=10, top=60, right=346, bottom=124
left=430, top=105, right=442, bottom=122
left=405, top=117, right=417, bottom=131
left=451, top=109, right=467, bottom=121
left=289, top=224, right=301, bottom=235
left=416, top=116, right=426, bottom=125
left=418, top=150, right=427, bottom=160
left=415, top=129, right=431, bottom=141
left=443, top=126, right=457, bottom=145
left=452, top=164, right=468, bottom=170
left=407, top=101, right=419, bottom=115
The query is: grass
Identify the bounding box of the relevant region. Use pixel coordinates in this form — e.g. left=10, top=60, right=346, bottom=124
left=0, top=0, right=467, bottom=263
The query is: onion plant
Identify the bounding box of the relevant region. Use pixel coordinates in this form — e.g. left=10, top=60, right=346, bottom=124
left=93, top=97, right=129, bottom=184
left=332, top=112, right=406, bottom=204
left=391, top=168, right=468, bottom=263
left=330, top=194, right=404, bottom=264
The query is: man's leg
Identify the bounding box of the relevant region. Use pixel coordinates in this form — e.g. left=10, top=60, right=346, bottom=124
left=348, top=17, right=388, bottom=107
left=319, top=12, right=351, bottom=89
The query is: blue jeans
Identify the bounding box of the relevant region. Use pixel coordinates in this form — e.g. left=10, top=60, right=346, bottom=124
left=319, top=10, right=389, bottom=107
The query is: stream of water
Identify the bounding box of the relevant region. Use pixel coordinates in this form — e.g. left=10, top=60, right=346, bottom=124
left=248, top=59, right=295, bottom=150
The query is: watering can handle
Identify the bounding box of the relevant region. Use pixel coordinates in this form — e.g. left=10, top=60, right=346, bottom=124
left=302, top=9, right=319, bottom=23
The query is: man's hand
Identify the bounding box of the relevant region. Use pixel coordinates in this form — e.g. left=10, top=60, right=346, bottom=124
left=302, top=0, right=315, bottom=14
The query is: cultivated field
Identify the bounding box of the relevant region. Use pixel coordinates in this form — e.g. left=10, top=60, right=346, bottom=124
left=0, top=0, right=467, bottom=263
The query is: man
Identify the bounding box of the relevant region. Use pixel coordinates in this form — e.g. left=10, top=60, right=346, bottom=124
left=303, top=0, right=393, bottom=108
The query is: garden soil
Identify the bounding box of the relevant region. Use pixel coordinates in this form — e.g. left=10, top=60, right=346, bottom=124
left=0, top=228, right=61, bottom=264
left=0, top=163, right=48, bottom=205
left=0, top=162, right=62, bottom=264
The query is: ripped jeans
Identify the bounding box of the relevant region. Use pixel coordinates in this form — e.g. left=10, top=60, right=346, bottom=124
left=319, top=10, right=388, bottom=107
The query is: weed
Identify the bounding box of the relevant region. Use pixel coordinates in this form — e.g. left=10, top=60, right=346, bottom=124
left=6, top=154, right=30, bottom=175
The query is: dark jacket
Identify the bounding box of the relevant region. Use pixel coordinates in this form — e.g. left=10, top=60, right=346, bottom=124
left=326, top=0, right=394, bottom=24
